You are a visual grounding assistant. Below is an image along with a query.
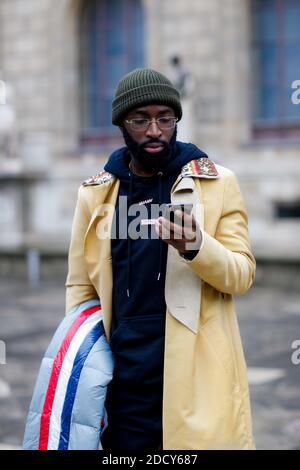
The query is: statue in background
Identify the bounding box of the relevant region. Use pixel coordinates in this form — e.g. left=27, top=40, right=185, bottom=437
left=170, top=56, right=195, bottom=143
left=0, top=75, right=16, bottom=159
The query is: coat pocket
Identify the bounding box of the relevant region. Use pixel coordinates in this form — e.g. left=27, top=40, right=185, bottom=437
left=200, top=317, right=235, bottom=380
left=109, top=314, right=165, bottom=386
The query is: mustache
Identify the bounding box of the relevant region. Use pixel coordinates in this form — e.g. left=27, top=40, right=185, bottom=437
left=140, top=139, right=168, bottom=148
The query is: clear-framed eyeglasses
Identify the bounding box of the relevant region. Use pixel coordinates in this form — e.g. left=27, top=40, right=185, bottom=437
left=124, top=116, right=178, bottom=132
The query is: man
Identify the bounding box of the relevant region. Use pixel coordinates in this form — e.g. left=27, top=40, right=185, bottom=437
left=66, top=68, right=256, bottom=450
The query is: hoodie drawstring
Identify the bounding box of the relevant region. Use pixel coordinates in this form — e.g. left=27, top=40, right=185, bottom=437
left=126, top=169, right=164, bottom=297
left=126, top=171, right=133, bottom=297
left=157, top=171, right=163, bottom=282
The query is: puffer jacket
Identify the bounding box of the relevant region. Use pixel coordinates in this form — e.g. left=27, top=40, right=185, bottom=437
left=23, top=299, right=114, bottom=450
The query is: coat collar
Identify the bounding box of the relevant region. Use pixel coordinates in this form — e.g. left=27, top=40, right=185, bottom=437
left=82, top=170, right=115, bottom=186
left=181, top=157, right=219, bottom=179
left=82, top=157, right=218, bottom=188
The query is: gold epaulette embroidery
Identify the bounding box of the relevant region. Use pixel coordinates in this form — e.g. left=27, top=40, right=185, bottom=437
left=82, top=170, right=114, bottom=186
left=181, top=157, right=219, bottom=179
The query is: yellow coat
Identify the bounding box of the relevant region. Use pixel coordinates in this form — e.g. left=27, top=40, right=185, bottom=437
left=65, top=158, right=256, bottom=450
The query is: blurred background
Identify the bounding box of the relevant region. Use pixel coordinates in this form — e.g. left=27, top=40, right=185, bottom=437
left=0, top=0, right=300, bottom=450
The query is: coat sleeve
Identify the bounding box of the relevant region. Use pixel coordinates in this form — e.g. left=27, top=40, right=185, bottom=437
left=187, top=172, right=256, bottom=295
left=65, top=185, right=98, bottom=314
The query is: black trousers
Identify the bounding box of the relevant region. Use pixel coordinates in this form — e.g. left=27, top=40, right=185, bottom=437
left=101, top=382, right=163, bottom=451
left=101, top=423, right=163, bottom=451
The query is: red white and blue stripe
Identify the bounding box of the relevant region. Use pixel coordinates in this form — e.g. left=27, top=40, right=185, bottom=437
left=23, top=299, right=114, bottom=450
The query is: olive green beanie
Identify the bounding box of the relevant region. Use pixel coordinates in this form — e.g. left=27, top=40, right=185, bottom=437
left=112, top=68, right=182, bottom=125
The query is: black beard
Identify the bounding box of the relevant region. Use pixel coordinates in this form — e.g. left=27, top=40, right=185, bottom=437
left=121, top=126, right=177, bottom=173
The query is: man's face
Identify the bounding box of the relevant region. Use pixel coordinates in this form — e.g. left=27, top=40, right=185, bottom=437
left=123, top=104, right=176, bottom=148
left=122, top=104, right=177, bottom=172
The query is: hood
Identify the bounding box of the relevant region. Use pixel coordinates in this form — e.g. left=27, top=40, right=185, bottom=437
left=104, top=141, right=208, bottom=180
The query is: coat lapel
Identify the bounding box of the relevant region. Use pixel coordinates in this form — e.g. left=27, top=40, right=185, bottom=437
left=164, top=158, right=219, bottom=333
left=164, top=176, right=204, bottom=333
left=83, top=181, right=120, bottom=340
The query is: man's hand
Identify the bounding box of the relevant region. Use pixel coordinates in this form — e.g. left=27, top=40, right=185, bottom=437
left=155, top=209, right=202, bottom=256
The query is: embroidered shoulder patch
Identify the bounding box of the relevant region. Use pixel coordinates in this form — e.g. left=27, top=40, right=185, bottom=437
left=181, top=157, right=219, bottom=179
left=82, top=170, right=114, bottom=186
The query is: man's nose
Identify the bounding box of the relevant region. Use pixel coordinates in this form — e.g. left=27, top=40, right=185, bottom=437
left=145, top=120, right=162, bottom=138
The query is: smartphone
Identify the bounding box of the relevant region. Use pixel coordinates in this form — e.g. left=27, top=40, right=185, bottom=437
left=163, top=203, right=193, bottom=223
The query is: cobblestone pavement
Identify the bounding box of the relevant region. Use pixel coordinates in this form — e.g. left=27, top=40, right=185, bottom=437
left=0, top=278, right=299, bottom=450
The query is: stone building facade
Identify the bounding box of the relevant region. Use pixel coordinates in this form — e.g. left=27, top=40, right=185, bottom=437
left=0, top=0, right=300, bottom=265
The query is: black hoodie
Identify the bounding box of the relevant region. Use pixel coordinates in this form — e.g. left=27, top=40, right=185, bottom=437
left=102, top=141, right=207, bottom=447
